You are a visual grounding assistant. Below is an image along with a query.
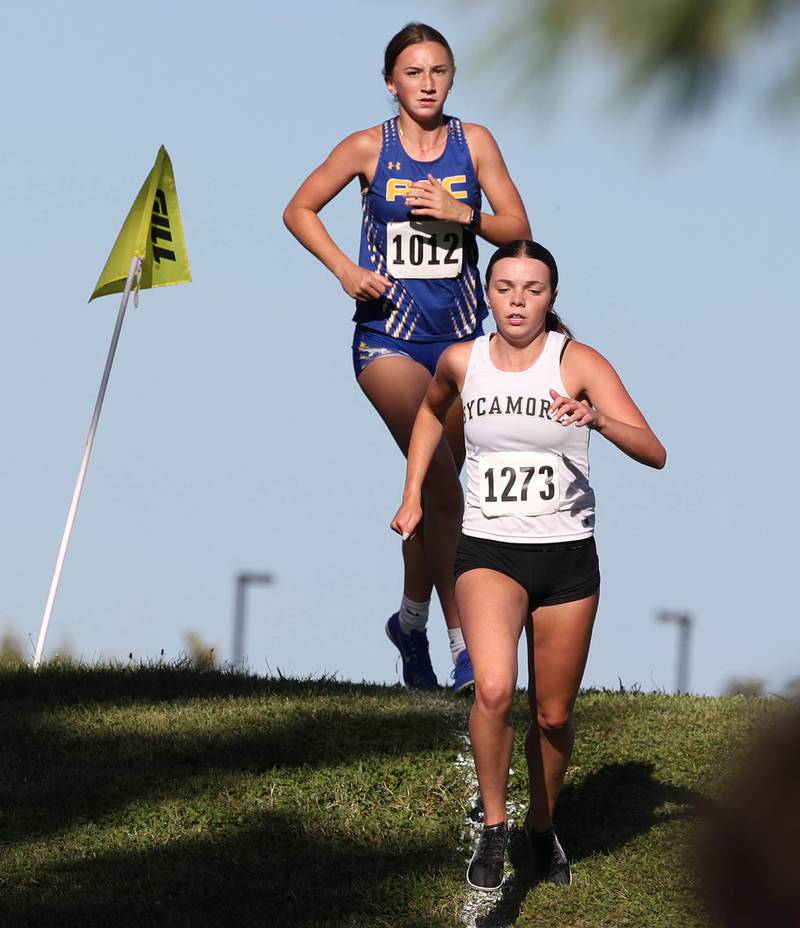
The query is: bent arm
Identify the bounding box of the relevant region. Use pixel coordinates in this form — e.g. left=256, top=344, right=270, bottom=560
left=563, top=344, right=667, bottom=469
left=466, top=124, right=531, bottom=246
left=593, top=410, right=667, bottom=469
left=283, top=134, right=360, bottom=274
left=283, top=131, right=390, bottom=299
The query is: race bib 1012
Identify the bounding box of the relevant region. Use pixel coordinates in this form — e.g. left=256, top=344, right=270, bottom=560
left=386, top=221, right=463, bottom=279
left=478, top=451, right=561, bottom=517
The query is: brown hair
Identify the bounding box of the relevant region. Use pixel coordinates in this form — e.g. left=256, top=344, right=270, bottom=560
left=485, top=240, right=574, bottom=339
left=383, top=23, right=456, bottom=78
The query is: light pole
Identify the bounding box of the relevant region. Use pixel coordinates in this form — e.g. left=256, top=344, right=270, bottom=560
left=656, top=610, right=693, bottom=694
left=232, top=572, right=274, bottom=669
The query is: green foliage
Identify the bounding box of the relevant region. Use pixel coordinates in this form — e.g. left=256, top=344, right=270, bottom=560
left=480, top=0, right=800, bottom=116
left=0, top=665, right=774, bottom=927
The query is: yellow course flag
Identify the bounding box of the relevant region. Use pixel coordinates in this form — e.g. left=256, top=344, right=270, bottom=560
left=90, top=145, right=191, bottom=301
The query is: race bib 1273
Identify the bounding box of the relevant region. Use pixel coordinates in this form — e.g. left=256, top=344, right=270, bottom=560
left=478, top=451, right=560, bottom=517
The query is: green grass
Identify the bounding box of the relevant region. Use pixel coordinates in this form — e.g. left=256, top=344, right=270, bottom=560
left=0, top=664, right=774, bottom=927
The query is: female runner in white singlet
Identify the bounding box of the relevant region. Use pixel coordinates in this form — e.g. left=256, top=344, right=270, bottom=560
left=391, top=240, right=666, bottom=890
left=284, top=23, right=530, bottom=691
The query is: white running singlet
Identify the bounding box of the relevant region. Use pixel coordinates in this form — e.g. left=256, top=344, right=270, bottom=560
left=461, top=332, right=596, bottom=543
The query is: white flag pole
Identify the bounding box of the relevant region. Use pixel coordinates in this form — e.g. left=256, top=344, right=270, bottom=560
left=33, top=254, right=142, bottom=670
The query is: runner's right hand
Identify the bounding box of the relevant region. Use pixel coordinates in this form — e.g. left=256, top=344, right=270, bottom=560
left=390, top=500, right=422, bottom=541
left=337, top=262, right=390, bottom=300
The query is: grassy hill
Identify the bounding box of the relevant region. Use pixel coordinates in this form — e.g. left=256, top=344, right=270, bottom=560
left=0, top=665, right=772, bottom=927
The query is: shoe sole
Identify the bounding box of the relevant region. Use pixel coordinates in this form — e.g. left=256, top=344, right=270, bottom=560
left=548, top=834, right=572, bottom=885
left=466, top=827, right=507, bottom=892
left=465, top=873, right=505, bottom=892
left=385, top=619, right=400, bottom=649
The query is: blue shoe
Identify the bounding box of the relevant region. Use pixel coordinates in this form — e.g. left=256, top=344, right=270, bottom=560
left=451, top=648, right=474, bottom=693
left=385, top=612, right=438, bottom=689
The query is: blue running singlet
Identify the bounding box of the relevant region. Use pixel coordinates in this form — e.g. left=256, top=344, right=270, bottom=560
left=354, top=115, right=488, bottom=342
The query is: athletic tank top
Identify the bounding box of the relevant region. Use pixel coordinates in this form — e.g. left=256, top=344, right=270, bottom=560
left=354, top=115, right=488, bottom=342
left=462, top=332, right=596, bottom=543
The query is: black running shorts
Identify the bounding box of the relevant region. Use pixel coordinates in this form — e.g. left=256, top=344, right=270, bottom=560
left=454, top=533, right=600, bottom=609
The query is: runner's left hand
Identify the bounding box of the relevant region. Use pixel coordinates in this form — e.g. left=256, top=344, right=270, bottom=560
left=405, top=174, right=471, bottom=224
left=549, top=389, right=601, bottom=429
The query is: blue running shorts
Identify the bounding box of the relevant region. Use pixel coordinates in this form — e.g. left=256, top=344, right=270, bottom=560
left=352, top=324, right=483, bottom=380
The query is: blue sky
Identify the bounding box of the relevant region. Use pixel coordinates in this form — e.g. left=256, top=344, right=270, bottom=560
left=1, top=1, right=797, bottom=695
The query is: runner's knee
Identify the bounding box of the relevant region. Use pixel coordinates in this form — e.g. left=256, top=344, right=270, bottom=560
left=474, top=678, right=515, bottom=718
left=536, top=704, right=572, bottom=733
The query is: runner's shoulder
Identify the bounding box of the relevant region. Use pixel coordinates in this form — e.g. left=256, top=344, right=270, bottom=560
left=328, top=125, right=383, bottom=170
left=437, top=339, right=475, bottom=383
left=462, top=122, right=499, bottom=150
left=338, top=125, right=383, bottom=155
left=561, top=339, right=618, bottom=380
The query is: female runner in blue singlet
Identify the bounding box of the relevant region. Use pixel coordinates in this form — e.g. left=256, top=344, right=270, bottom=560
left=284, top=23, right=530, bottom=691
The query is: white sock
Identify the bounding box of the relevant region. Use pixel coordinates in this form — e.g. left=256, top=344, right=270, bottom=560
left=448, top=627, right=466, bottom=663
left=398, top=595, right=429, bottom=634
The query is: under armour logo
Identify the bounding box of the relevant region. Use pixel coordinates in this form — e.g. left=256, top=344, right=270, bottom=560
left=387, top=161, right=401, bottom=171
